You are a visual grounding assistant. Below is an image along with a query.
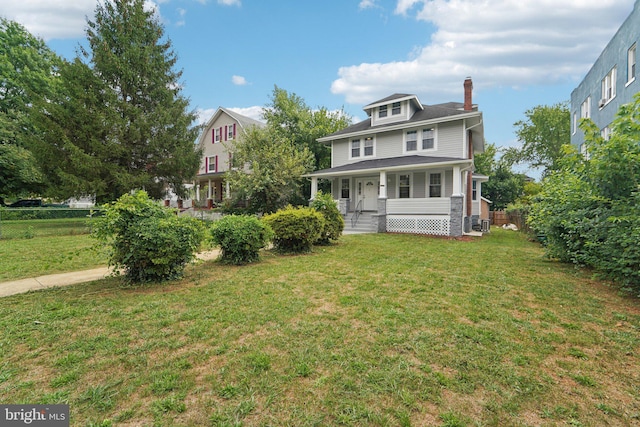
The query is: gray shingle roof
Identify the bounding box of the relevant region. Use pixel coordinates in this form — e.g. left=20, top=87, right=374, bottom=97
left=323, top=102, right=474, bottom=140
left=306, top=155, right=469, bottom=177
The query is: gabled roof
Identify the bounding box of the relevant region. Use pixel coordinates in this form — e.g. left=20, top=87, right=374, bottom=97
left=319, top=101, right=481, bottom=142
left=197, top=107, right=265, bottom=146
left=304, top=155, right=471, bottom=177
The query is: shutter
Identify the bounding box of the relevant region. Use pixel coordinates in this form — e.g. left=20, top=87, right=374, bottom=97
left=212, top=128, right=215, bottom=144
left=205, top=157, right=209, bottom=172
left=214, top=155, right=218, bottom=173
left=224, top=125, right=228, bottom=141
left=233, top=123, right=237, bottom=138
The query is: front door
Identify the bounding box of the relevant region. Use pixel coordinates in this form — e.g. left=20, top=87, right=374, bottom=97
left=356, top=177, right=379, bottom=211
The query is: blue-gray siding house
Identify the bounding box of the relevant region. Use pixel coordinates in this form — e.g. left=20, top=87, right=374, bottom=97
left=570, top=0, right=639, bottom=152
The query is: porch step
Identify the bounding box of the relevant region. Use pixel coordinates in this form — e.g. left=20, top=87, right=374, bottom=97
left=343, top=211, right=375, bottom=234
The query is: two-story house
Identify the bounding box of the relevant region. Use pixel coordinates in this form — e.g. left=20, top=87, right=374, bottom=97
left=193, top=107, right=264, bottom=207
left=306, top=78, right=487, bottom=237
left=571, top=0, right=639, bottom=152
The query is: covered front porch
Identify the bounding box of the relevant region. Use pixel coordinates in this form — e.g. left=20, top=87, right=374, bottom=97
left=306, top=156, right=475, bottom=237
left=193, top=173, right=230, bottom=208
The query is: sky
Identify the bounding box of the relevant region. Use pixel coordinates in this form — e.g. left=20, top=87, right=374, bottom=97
left=1, top=0, right=637, bottom=177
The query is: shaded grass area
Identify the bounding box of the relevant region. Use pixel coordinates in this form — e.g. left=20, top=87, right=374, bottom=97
left=0, top=230, right=639, bottom=426
left=0, top=235, right=107, bottom=281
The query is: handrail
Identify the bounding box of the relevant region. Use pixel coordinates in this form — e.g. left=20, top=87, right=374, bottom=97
left=350, top=199, right=363, bottom=228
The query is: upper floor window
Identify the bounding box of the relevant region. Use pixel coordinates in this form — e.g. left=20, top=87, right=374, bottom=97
left=399, top=174, right=410, bottom=198
left=406, top=131, right=418, bottom=151
left=429, top=173, right=442, bottom=198
left=422, top=128, right=435, bottom=150
left=351, top=137, right=374, bottom=159
left=572, top=112, right=577, bottom=135
left=601, top=67, right=616, bottom=106
left=228, top=125, right=234, bottom=140
left=601, top=126, right=611, bottom=141
left=580, top=96, right=591, bottom=119
left=379, top=105, right=388, bottom=118
left=392, top=102, right=401, bottom=115
left=351, top=139, right=360, bottom=158
left=580, top=143, right=590, bottom=160
left=215, top=128, right=221, bottom=143
left=628, top=44, right=636, bottom=84
left=364, top=137, right=374, bottom=156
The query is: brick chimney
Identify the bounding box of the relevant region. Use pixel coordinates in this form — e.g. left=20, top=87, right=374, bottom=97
left=463, top=77, right=473, bottom=111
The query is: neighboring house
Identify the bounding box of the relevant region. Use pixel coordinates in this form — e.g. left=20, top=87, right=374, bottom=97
left=193, top=107, right=264, bottom=207
left=571, top=0, right=639, bottom=153
left=305, top=78, right=487, bottom=237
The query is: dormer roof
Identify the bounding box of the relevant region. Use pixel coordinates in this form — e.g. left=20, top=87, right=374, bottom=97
left=363, top=94, right=424, bottom=116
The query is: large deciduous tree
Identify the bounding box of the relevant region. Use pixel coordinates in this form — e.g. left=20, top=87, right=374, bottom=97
left=503, top=102, right=570, bottom=176
left=474, top=142, right=525, bottom=210
left=33, top=0, right=201, bottom=203
left=0, top=18, right=59, bottom=201
left=225, top=126, right=314, bottom=214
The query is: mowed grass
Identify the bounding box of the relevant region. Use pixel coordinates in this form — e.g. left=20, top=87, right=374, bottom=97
left=0, top=230, right=639, bottom=426
left=0, top=234, right=108, bottom=281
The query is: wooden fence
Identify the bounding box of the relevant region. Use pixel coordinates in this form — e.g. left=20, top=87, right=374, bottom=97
left=490, top=210, right=529, bottom=232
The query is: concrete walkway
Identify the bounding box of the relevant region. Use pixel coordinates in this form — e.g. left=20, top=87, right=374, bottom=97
left=0, top=249, right=220, bottom=298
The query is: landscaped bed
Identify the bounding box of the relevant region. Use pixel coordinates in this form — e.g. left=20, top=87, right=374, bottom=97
left=0, top=230, right=638, bottom=426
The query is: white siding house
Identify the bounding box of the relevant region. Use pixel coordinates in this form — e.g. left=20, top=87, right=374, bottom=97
left=305, top=78, right=487, bottom=236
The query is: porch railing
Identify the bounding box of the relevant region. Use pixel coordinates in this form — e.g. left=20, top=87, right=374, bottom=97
left=350, top=200, right=363, bottom=228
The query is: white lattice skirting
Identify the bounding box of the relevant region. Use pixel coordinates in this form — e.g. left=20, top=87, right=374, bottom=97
left=387, top=215, right=450, bottom=236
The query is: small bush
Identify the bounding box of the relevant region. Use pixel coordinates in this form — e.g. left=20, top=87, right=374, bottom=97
left=210, top=215, right=273, bottom=265
left=92, top=191, right=206, bottom=283
left=310, top=191, right=344, bottom=245
left=262, top=205, right=324, bottom=253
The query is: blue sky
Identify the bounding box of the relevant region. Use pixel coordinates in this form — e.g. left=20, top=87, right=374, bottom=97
left=3, top=0, right=637, bottom=176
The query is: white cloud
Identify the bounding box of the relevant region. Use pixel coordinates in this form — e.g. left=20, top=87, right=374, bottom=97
left=195, top=108, right=217, bottom=126
left=231, top=75, right=249, bottom=86
left=358, top=0, right=378, bottom=10
left=1, top=0, right=97, bottom=40
left=175, top=8, right=186, bottom=27
left=333, top=0, right=636, bottom=104
left=218, top=0, right=241, bottom=6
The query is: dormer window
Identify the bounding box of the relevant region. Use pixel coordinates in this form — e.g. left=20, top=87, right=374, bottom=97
left=392, top=102, right=401, bottom=115
left=379, top=105, right=388, bottom=118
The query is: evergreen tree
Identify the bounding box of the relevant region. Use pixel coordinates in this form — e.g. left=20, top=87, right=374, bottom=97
left=33, top=0, right=201, bottom=203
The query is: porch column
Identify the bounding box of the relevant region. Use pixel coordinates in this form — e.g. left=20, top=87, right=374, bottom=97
left=196, top=184, right=200, bottom=201
left=378, top=171, right=387, bottom=199
left=310, top=176, right=318, bottom=200
left=225, top=181, right=230, bottom=199
left=207, top=179, right=212, bottom=199
left=452, top=166, right=463, bottom=196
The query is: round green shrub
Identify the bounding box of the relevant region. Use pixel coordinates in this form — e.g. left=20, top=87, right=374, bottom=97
left=310, top=191, right=344, bottom=245
left=91, top=190, right=206, bottom=283
left=262, top=205, right=324, bottom=253
left=210, top=214, right=273, bottom=265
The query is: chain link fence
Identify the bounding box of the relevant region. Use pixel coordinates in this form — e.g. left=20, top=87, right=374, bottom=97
left=0, top=208, right=104, bottom=240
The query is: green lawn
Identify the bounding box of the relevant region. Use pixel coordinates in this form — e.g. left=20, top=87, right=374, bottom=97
left=0, top=234, right=107, bottom=281
left=0, top=230, right=638, bottom=426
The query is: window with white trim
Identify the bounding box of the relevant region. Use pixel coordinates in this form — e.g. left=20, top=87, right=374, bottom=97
left=580, top=143, right=590, bottom=159
left=406, top=130, right=417, bottom=152
left=398, top=174, right=410, bottom=198
left=392, top=102, right=401, bottom=115
left=379, top=105, right=387, bottom=118
left=601, top=126, right=611, bottom=141
left=601, top=67, right=617, bottom=105
left=572, top=112, right=577, bottom=135
left=207, top=155, right=218, bottom=173
left=215, top=128, right=221, bottom=143
left=580, top=96, right=591, bottom=119
left=422, top=128, right=435, bottom=149
left=227, top=125, right=234, bottom=140
left=351, top=139, right=360, bottom=158
left=364, top=137, right=374, bottom=156
left=341, top=178, right=350, bottom=199
left=628, top=44, right=636, bottom=83
left=429, top=173, right=442, bottom=198
left=472, top=180, right=477, bottom=201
